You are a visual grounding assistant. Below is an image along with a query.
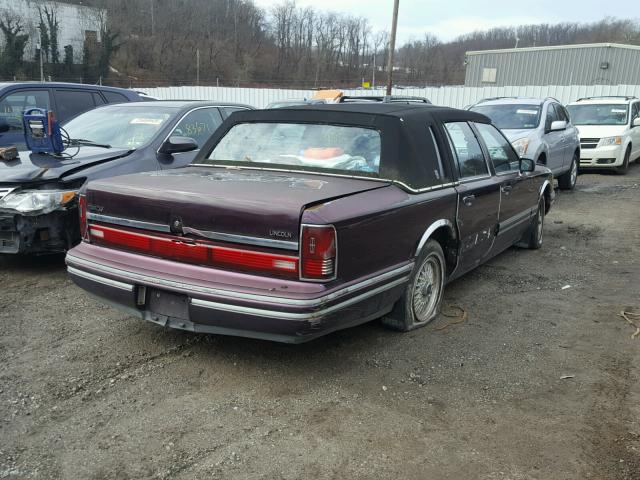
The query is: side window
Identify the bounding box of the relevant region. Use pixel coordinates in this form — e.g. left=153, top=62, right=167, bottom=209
left=631, top=102, right=640, bottom=122
left=545, top=104, right=559, bottom=131
left=54, top=90, right=97, bottom=121
left=221, top=106, right=250, bottom=118
left=0, top=90, right=50, bottom=133
left=444, top=122, right=488, bottom=179
left=172, top=108, right=223, bottom=148
left=93, top=92, right=106, bottom=106
left=555, top=104, right=568, bottom=122
left=103, top=91, right=130, bottom=104
left=475, top=123, right=521, bottom=173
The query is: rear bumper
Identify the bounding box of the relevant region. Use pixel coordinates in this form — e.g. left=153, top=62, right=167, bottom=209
left=65, top=243, right=412, bottom=343
left=0, top=210, right=77, bottom=254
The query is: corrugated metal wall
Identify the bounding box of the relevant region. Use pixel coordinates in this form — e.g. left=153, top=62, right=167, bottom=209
left=136, top=84, right=640, bottom=109
left=465, top=45, right=640, bottom=87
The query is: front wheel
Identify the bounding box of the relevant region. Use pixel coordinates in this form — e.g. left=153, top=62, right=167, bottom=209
left=382, top=240, right=446, bottom=332
left=616, top=146, right=631, bottom=175
left=558, top=153, right=578, bottom=190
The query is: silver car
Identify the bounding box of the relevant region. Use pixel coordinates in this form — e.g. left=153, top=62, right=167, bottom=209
left=470, top=97, right=580, bottom=190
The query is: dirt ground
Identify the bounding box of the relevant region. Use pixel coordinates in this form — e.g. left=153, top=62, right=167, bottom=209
left=1, top=164, right=639, bottom=480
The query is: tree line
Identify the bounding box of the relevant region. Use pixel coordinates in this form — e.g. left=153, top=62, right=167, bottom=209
left=1, top=0, right=639, bottom=88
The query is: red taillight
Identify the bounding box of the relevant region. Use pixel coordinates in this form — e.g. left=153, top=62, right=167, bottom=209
left=79, top=194, right=88, bottom=241
left=87, top=224, right=299, bottom=276
left=300, top=224, right=337, bottom=281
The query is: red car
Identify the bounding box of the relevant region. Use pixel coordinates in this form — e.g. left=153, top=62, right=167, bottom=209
left=66, top=104, right=554, bottom=343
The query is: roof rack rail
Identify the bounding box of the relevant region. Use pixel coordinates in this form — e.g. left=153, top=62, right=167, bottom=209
left=473, top=96, right=526, bottom=104
left=576, top=95, right=637, bottom=102
left=339, top=95, right=432, bottom=104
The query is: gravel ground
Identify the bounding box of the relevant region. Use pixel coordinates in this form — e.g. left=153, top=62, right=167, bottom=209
left=1, top=164, right=639, bottom=480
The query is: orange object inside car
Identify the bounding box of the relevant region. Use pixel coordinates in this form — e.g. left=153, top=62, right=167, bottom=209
left=303, top=147, right=344, bottom=159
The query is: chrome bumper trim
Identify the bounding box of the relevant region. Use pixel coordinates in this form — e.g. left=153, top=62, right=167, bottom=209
left=66, top=253, right=413, bottom=308
left=190, top=276, right=410, bottom=320
left=68, top=266, right=134, bottom=291
left=182, top=227, right=298, bottom=251
left=87, top=213, right=170, bottom=233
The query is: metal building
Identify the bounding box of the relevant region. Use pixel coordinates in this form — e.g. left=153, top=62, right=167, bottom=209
left=464, top=43, right=640, bottom=87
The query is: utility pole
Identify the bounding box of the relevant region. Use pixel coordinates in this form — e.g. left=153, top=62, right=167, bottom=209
left=196, top=49, right=200, bottom=85
left=386, top=0, right=399, bottom=96
left=37, top=43, right=44, bottom=82
left=150, top=0, right=155, bottom=36
left=372, top=49, right=376, bottom=89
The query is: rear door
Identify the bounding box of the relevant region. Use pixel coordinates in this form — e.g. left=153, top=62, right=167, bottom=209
left=0, top=89, right=52, bottom=149
left=554, top=103, right=574, bottom=167
left=445, top=121, right=500, bottom=275
left=475, top=122, right=535, bottom=252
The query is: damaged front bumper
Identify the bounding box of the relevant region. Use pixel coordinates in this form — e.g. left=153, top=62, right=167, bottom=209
left=0, top=208, right=79, bottom=254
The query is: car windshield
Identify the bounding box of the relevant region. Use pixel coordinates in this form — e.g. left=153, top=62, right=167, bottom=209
left=566, top=104, right=629, bottom=126
left=205, top=122, right=382, bottom=175
left=471, top=104, right=541, bottom=130
left=62, top=105, right=176, bottom=149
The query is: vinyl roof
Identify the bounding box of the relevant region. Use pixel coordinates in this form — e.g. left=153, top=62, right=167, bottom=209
left=283, top=102, right=491, bottom=123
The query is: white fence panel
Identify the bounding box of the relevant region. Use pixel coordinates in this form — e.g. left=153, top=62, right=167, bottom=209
left=137, top=84, right=640, bottom=109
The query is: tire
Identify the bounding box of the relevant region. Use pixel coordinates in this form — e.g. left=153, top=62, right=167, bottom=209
left=382, top=240, right=446, bottom=332
left=524, top=197, right=545, bottom=249
left=558, top=153, right=578, bottom=190
left=616, top=146, right=631, bottom=175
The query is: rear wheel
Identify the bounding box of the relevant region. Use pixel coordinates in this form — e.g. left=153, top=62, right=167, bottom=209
left=558, top=153, right=578, bottom=190
left=382, top=240, right=445, bottom=332
left=616, top=146, right=631, bottom=175
left=524, top=197, right=545, bottom=249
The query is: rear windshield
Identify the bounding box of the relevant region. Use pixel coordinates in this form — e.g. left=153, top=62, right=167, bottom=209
left=566, top=104, right=629, bottom=126
left=471, top=104, right=541, bottom=130
left=205, top=122, right=381, bottom=176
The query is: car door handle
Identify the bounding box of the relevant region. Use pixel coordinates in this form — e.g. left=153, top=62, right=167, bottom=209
left=501, top=185, right=512, bottom=195
left=462, top=194, right=475, bottom=206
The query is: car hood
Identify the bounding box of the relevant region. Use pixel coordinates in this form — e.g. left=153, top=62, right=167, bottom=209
left=501, top=129, right=537, bottom=142
left=574, top=125, right=627, bottom=138
left=0, top=147, right=133, bottom=184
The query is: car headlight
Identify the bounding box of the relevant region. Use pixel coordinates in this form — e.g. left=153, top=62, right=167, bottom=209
left=511, top=137, right=530, bottom=156
left=598, top=136, right=622, bottom=147
left=0, top=190, right=77, bottom=215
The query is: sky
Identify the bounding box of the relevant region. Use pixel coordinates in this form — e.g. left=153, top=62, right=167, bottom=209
left=252, top=0, right=640, bottom=43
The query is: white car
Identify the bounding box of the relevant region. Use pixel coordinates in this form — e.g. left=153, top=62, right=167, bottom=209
left=566, top=96, right=640, bottom=174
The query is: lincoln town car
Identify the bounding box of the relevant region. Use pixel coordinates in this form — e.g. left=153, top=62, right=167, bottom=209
left=65, top=104, right=554, bottom=343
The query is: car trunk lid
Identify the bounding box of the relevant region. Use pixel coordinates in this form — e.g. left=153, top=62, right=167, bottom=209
left=85, top=166, right=390, bottom=246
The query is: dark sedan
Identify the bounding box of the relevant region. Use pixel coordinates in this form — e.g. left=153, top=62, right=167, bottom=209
left=66, top=104, right=554, bottom=343
left=0, top=101, right=251, bottom=254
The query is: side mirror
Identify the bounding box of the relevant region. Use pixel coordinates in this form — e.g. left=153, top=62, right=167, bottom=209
left=158, top=136, right=198, bottom=155
left=0, top=117, right=9, bottom=134
left=550, top=120, right=567, bottom=131
left=519, top=157, right=536, bottom=173
left=633, top=117, right=640, bottom=128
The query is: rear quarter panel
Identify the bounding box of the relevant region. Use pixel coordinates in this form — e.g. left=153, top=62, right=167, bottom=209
left=302, top=185, right=458, bottom=282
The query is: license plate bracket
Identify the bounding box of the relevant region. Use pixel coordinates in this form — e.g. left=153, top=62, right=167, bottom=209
left=147, top=289, right=189, bottom=320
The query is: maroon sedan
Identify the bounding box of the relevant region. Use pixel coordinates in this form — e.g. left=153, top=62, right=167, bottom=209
left=65, top=104, right=554, bottom=343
